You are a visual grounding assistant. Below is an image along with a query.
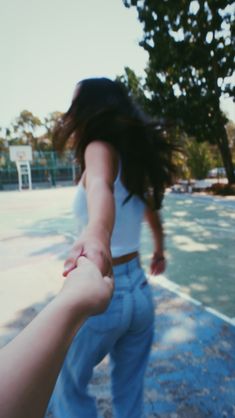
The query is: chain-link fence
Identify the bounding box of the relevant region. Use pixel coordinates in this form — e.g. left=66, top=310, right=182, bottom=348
left=0, top=151, right=80, bottom=190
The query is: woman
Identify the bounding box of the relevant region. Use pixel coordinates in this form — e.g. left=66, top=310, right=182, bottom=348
left=48, top=77, right=175, bottom=418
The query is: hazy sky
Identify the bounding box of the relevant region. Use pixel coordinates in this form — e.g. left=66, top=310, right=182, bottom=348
left=0, top=0, right=234, bottom=128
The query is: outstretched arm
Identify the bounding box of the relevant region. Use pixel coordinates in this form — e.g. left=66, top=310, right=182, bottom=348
left=64, top=141, right=118, bottom=277
left=0, top=257, right=113, bottom=418
left=145, top=206, right=166, bottom=275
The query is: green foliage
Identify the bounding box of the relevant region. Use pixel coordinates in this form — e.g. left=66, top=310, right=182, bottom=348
left=41, top=111, right=63, bottom=150
left=116, top=67, right=149, bottom=110
left=123, top=0, right=235, bottom=183
left=210, top=182, right=235, bottom=195
left=0, top=128, right=7, bottom=152
left=12, top=110, right=42, bottom=147
left=186, top=140, right=213, bottom=179
left=0, top=110, right=63, bottom=152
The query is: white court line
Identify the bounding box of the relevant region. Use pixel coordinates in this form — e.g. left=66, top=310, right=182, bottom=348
left=149, top=274, right=235, bottom=327
left=167, top=191, right=235, bottom=209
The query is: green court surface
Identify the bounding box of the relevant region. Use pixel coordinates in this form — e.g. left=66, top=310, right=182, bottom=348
left=0, top=187, right=234, bottom=335
left=141, top=193, right=235, bottom=320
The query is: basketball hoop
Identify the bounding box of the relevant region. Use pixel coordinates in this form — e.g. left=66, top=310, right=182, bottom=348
left=9, top=145, right=32, bottom=162
left=9, top=146, right=33, bottom=191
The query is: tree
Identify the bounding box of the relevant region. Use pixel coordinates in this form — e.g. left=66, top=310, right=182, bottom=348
left=124, top=0, right=235, bottom=183
left=116, top=67, right=148, bottom=110
left=0, top=128, right=8, bottom=152
left=12, top=110, right=42, bottom=150
left=187, top=140, right=213, bottom=179
left=226, top=120, right=235, bottom=150
left=40, top=111, right=63, bottom=150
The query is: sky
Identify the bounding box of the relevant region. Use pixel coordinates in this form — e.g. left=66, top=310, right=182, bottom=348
left=0, top=0, right=234, bottom=129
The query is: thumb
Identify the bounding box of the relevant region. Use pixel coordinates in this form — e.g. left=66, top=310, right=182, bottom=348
left=63, top=247, right=84, bottom=277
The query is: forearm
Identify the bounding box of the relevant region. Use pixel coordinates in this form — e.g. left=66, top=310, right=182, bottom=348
left=0, top=295, right=86, bottom=418
left=145, top=208, right=164, bottom=254
left=86, top=178, right=115, bottom=244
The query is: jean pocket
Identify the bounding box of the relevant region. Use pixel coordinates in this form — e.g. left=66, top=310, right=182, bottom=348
left=138, top=280, right=155, bottom=325
left=87, top=293, right=123, bottom=333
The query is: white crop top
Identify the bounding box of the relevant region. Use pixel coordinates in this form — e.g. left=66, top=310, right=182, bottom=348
left=73, top=161, right=146, bottom=257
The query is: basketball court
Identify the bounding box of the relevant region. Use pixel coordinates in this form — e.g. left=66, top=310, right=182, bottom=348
left=0, top=186, right=235, bottom=417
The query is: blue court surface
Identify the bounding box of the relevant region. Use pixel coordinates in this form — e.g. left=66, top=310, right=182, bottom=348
left=0, top=188, right=235, bottom=417
left=89, top=285, right=235, bottom=418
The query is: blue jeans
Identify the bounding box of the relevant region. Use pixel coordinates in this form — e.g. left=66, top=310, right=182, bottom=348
left=47, top=257, right=154, bottom=418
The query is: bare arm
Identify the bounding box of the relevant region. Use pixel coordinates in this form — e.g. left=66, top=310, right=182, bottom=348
left=145, top=206, right=166, bottom=275
left=84, top=140, right=116, bottom=247
left=64, top=141, right=118, bottom=277
left=145, top=207, right=164, bottom=254
left=0, top=258, right=113, bottom=418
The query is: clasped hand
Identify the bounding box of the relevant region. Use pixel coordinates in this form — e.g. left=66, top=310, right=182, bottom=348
left=61, top=256, right=114, bottom=316
left=63, top=227, right=113, bottom=278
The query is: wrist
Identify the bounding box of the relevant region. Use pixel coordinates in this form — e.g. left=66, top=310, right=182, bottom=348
left=153, top=248, right=165, bottom=260
left=86, top=223, right=111, bottom=245
left=52, top=293, right=88, bottom=331
left=153, top=247, right=164, bottom=256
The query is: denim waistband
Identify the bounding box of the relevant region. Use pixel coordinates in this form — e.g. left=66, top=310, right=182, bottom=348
left=112, top=256, right=141, bottom=277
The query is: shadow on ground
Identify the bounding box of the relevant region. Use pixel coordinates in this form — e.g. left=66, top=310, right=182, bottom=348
left=0, top=295, right=55, bottom=348
left=2, top=285, right=234, bottom=418
left=3, top=192, right=234, bottom=318
left=89, top=285, right=235, bottom=418
left=13, top=212, right=76, bottom=262
left=141, top=194, right=235, bottom=318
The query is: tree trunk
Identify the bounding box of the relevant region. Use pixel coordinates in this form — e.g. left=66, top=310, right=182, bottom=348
left=216, top=126, right=235, bottom=184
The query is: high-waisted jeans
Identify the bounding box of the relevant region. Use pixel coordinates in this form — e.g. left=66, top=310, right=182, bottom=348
left=47, top=257, right=155, bottom=418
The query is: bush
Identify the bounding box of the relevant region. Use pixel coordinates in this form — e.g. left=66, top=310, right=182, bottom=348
left=209, top=183, right=235, bottom=196
left=186, top=141, right=213, bottom=180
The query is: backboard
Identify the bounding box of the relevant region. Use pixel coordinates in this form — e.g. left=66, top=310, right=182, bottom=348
left=9, top=145, right=33, bottom=162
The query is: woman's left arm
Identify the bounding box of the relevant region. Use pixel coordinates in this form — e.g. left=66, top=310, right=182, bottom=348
left=64, top=141, right=118, bottom=277
left=145, top=206, right=166, bottom=275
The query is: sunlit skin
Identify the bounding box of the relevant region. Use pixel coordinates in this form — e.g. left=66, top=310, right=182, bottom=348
left=0, top=257, right=113, bottom=418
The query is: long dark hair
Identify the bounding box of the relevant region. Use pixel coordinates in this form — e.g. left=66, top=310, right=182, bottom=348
left=54, top=77, right=177, bottom=209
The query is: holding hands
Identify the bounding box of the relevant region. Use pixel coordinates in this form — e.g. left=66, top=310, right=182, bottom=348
left=60, top=256, right=114, bottom=317
left=63, top=227, right=113, bottom=279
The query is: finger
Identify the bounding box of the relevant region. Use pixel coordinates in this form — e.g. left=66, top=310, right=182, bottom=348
left=65, top=252, right=90, bottom=275
left=107, top=266, right=113, bottom=277
left=103, top=276, right=114, bottom=294
left=150, top=261, right=156, bottom=274
left=63, top=265, right=76, bottom=277
left=63, top=256, right=77, bottom=274
left=103, top=275, right=114, bottom=285
left=157, top=261, right=165, bottom=274
left=63, top=248, right=83, bottom=276
left=151, top=263, right=159, bottom=275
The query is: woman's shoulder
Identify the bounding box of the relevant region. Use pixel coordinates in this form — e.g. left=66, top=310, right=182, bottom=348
left=84, top=140, right=120, bottom=186
left=85, top=140, right=117, bottom=158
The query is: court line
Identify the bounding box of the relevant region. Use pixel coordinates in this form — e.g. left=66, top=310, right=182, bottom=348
left=149, top=274, right=235, bottom=327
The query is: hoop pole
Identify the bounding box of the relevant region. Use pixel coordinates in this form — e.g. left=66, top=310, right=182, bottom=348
left=16, top=161, right=32, bottom=191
